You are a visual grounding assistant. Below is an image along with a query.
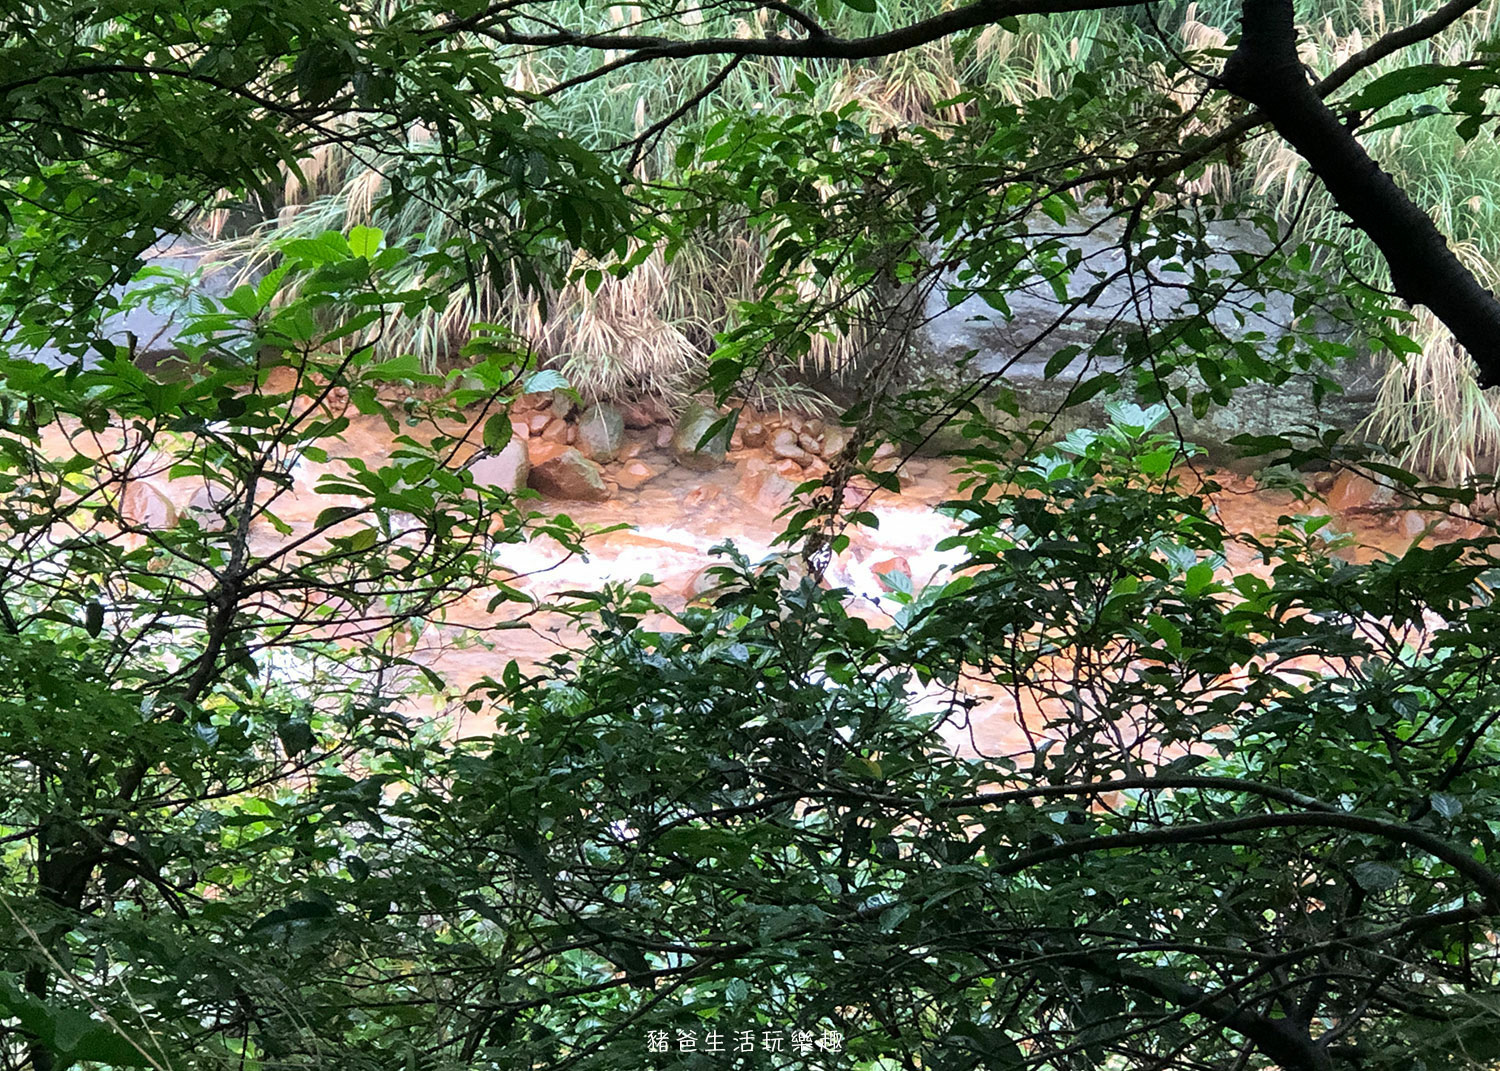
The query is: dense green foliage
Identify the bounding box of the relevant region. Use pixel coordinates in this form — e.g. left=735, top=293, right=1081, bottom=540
left=7, top=390, right=1500, bottom=1069
left=6, top=0, right=1500, bottom=1068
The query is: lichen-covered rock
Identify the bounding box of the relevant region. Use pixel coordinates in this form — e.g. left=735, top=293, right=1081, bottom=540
left=671, top=401, right=730, bottom=471
left=577, top=402, right=625, bottom=462
left=528, top=447, right=610, bottom=501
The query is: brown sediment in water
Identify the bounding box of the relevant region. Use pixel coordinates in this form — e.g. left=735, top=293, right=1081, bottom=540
left=37, top=408, right=1495, bottom=748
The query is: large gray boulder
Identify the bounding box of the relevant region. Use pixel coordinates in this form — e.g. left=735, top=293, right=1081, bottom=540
left=577, top=402, right=625, bottom=462
left=671, top=401, right=731, bottom=471
left=914, top=210, right=1377, bottom=453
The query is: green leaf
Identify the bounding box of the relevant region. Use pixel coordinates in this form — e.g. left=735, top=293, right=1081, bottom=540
left=277, top=721, right=316, bottom=756
left=522, top=369, right=569, bottom=394
left=314, top=505, right=363, bottom=529
left=1184, top=561, right=1215, bottom=598
left=483, top=413, right=512, bottom=450
left=1146, top=612, right=1182, bottom=655
left=1044, top=345, right=1083, bottom=380
left=348, top=225, right=384, bottom=259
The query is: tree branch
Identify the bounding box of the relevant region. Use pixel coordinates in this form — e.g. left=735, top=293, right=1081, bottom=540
left=482, top=0, right=1146, bottom=65
left=1218, top=0, right=1500, bottom=386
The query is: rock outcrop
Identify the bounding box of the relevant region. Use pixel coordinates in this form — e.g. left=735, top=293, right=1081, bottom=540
left=671, top=401, right=730, bottom=471
left=528, top=447, right=611, bottom=501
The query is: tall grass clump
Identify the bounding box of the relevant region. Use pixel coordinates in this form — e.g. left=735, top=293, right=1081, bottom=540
left=201, top=0, right=1500, bottom=472
left=199, top=0, right=1148, bottom=401
left=1180, top=0, right=1500, bottom=479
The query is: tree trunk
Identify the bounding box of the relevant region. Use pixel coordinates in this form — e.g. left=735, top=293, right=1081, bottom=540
left=1218, top=0, right=1500, bottom=387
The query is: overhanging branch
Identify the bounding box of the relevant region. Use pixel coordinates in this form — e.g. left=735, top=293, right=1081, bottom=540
left=1218, top=0, right=1500, bottom=386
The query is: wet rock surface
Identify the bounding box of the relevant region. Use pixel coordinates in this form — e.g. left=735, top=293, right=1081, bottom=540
left=671, top=401, right=731, bottom=471
left=466, top=439, right=530, bottom=495
left=528, top=447, right=610, bottom=501
left=577, top=402, right=625, bottom=462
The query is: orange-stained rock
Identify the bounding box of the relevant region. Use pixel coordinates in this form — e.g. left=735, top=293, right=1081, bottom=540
left=526, top=438, right=570, bottom=468
left=770, top=427, right=810, bottom=464
left=620, top=400, right=664, bottom=429
left=615, top=460, right=658, bottom=490
left=738, top=459, right=796, bottom=511
left=528, top=448, right=610, bottom=501
left=1328, top=470, right=1394, bottom=512
left=314, top=386, right=350, bottom=420
left=261, top=364, right=300, bottom=395
left=740, top=420, right=767, bottom=448
left=527, top=411, right=552, bottom=435
left=820, top=426, right=850, bottom=459
left=682, top=483, right=725, bottom=510
left=870, top=556, right=913, bottom=592
left=541, top=417, right=572, bottom=443
left=1436, top=516, right=1485, bottom=540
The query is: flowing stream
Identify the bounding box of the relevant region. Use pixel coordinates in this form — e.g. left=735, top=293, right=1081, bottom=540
left=59, top=408, right=1465, bottom=751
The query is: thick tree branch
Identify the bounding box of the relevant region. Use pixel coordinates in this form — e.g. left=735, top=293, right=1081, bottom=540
left=482, top=0, right=1146, bottom=64
left=1218, top=0, right=1500, bottom=386
left=993, top=807, right=1500, bottom=904
left=1314, top=0, right=1484, bottom=97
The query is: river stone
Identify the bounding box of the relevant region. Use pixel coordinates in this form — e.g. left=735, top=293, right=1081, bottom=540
left=738, top=458, right=797, bottom=510
left=615, top=460, right=658, bottom=490
left=527, top=438, right=569, bottom=468
left=770, top=427, right=810, bottom=464
left=671, top=401, right=730, bottom=471
left=466, top=439, right=529, bottom=495
left=550, top=389, right=577, bottom=419
left=820, top=426, right=850, bottom=459
left=741, top=419, right=768, bottom=448
left=577, top=402, right=625, bottom=462
left=528, top=447, right=610, bottom=501
left=620, top=399, right=663, bottom=429
left=1328, top=470, right=1396, bottom=512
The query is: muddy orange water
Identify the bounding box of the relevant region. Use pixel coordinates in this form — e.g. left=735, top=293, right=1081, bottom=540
left=44, top=410, right=1485, bottom=754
